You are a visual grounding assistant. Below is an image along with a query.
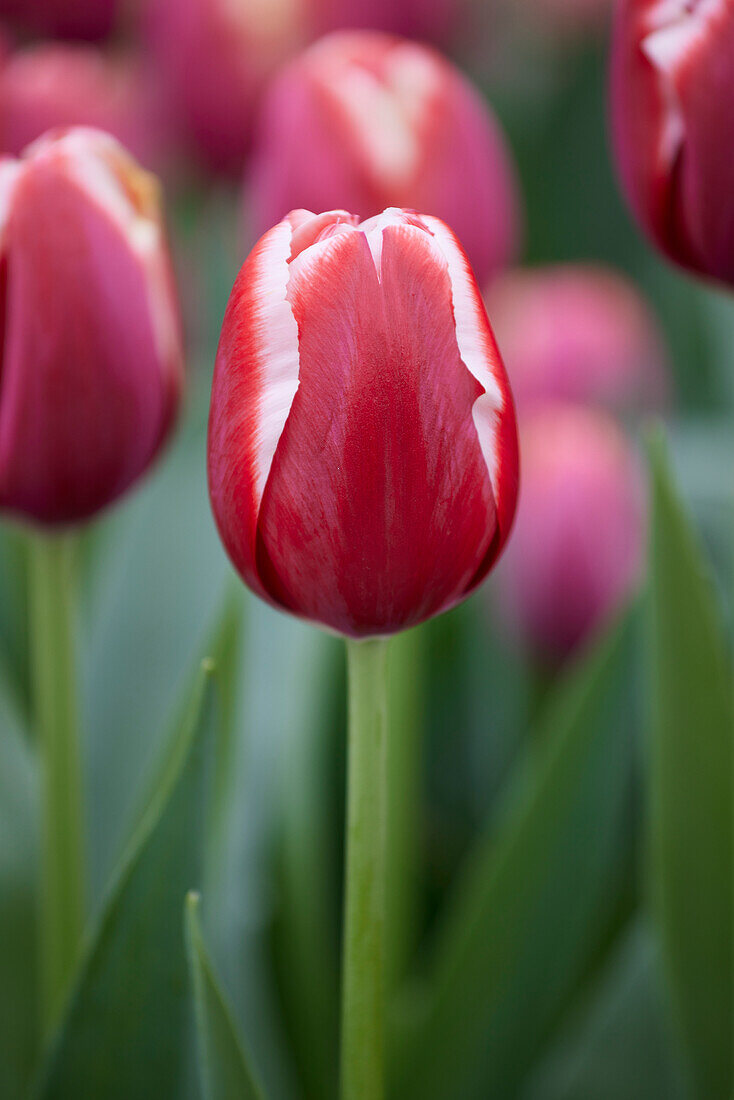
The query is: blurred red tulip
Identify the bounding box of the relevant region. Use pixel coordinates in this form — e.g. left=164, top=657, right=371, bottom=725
left=247, top=32, right=521, bottom=285
left=0, top=44, right=163, bottom=170
left=0, top=0, right=119, bottom=41
left=487, top=265, right=668, bottom=414
left=208, top=207, right=519, bottom=637
left=144, top=0, right=310, bottom=176
left=316, top=0, right=461, bottom=43
left=610, top=0, right=734, bottom=285
left=0, top=128, right=183, bottom=526
left=497, top=404, right=643, bottom=660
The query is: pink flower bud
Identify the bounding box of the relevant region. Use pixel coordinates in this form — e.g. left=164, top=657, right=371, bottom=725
left=316, top=0, right=461, bottom=43
left=0, top=0, right=119, bottom=41
left=208, top=207, right=519, bottom=637
left=486, top=264, right=668, bottom=414
left=144, top=0, right=310, bottom=176
left=610, top=0, right=734, bottom=285
left=0, top=128, right=183, bottom=526
left=496, top=404, right=644, bottom=660
left=247, top=32, right=521, bottom=285
left=0, top=45, right=163, bottom=171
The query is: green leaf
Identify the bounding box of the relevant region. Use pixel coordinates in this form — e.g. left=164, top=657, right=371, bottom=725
left=0, top=670, right=38, bottom=1098
left=185, top=892, right=265, bottom=1100
left=647, top=433, right=732, bottom=1099
left=36, top=660, right=217, bottom=1099
left=392, top=613, right=637, bottom=1100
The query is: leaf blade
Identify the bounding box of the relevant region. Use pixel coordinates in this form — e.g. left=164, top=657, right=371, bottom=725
left=185, top=892, right=265, bottom=1100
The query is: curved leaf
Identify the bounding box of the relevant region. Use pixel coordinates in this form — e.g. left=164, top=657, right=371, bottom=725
left=185, top=892, right=265, bottom=1100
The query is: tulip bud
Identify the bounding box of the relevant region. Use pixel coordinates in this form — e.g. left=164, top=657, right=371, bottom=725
left=0, top=128, right=183, bottom=526
left=0, top=0, right=119, bottom=41
left=316, top=0, right=461, bottom=43
left=247, top=32, right=521, bottom=285
left=610, top=0, right=734, bottom=285
left=144, top=0, right=310, bottom=176
left=496, top=404, right=643, bottom=660
left=0, top=45, right=162, bottom=170
left=208, top=207, right=519, bottom=637
left=486, top=264, right=668, bottom=414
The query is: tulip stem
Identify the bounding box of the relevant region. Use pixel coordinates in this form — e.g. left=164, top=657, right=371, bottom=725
left=29, top=532, right=86, bottom=1039
left=341, top=636, right=390, bottom=1100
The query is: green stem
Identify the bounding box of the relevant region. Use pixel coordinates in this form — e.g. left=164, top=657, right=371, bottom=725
left=29, top=532, right=86, bottom=1037
left=341, top=637, right=389, bottom=1100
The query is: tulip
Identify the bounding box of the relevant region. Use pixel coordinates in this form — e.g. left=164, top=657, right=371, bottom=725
left=247, top=32, right=521, bottom=284
left=144, top=0, right=309, bottom=176
left=497, top=403, right=643, bottom=660
left=0, top=45, right=163, bottom=170
left=317, top=0, right=461, bottom=42
left=486, top=264, right=668, bottom=414
left=0, top=0, right=119, bottom=41
left=610, top=0, right=734, bottom=285
left=0, top=127, right=183, bottom=526
left=208, top=206, right=519, bottom=638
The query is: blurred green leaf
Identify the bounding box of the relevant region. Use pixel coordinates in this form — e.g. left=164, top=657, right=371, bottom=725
left=392, top=613, right=637, bottom=1100
left=647, top=434, right=732, bottom=1099
left=0, top=669, right=38, bottom=1098
left=185, top=892, right=265, bottom=1100
left=526, top=921, right=687, bottom=1100
left=37, top=660, right=216, bottom=1099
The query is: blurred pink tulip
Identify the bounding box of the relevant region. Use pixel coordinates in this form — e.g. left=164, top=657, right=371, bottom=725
left=247, top=32, right=521, bottom=285
left=610, top=0, right=734, bottom=286
left=316, top=0, right=461, bottom=43
left=487, top=265, right=668, bottom=414
left=144, top=0, right=310, bottom=176
left=0, top=128, right=183, bottom=526
left=0, top=45, right=163, bottom=170
left=496, top=404, right=644, bottom=660
left=0, top=0, right=119, bottom=41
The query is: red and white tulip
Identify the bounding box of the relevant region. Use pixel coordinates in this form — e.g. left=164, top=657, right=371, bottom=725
left=610, top=0, right=734, bottom=285
left=0, top=128, right=183, bottom=526
left=248, top=32, right=521, bottom=285
left=208, top=207, right=519, bottom=637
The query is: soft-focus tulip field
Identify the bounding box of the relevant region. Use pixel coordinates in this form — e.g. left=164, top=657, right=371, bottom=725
left=0, top=1, right=732, bottom=1099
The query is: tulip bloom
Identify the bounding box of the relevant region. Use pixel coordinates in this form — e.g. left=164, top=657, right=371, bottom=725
left=0, top=46, right=162, bottom=169
left=0, top=128, right=183, bottom=526
left=487, top=265, right=668, bottom=414
left=0, top=0, right=118, bottom=40
left=209, top=207, right=519, bottom=637
left=317, top=0, right=460, bottom=42
left=248, top=33, right=521, bottom=285
left=497, top=404, right=643, bottom=659
left=610, top=0, right=734, bottom=285
left=145, top=0, right=309, bottom=176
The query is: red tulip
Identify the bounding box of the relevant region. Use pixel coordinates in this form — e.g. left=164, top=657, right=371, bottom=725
left=0, top=128, right=183, bottom=526
left=144, top=0, right=309, bottom=176
left=208, top=207, right=519, bottom=637
left=0, top=45, right=163, bottom=170
left=0, top=0, right=119, bottom=41
left=610, top=0, right=734, bottom=285
left=247, top=32, right=521, bottom=285
left=486, top=264, right=668, bottom=414
left=316, top=0, right=461, bottom=42
left=496, top=404, right=643, bottom=659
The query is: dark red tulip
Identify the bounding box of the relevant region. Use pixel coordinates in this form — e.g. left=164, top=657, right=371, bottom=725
left=610, top=0, right=734, bottom=285
left=208, top=207, right=519, bottom=637
left=247, top=32, right=522, bottom=285
left=0, top=0, right=119, bottom=41
left=0, top=128, right=183, bottom=526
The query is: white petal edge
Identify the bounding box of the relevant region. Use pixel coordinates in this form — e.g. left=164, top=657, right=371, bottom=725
left=421, top=214, right=506, bottom=498
left=250, top=218, right=302, bottom=503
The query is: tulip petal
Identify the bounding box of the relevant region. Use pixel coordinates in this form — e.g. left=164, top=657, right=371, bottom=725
left=255, top=220, right=498, bottom=636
